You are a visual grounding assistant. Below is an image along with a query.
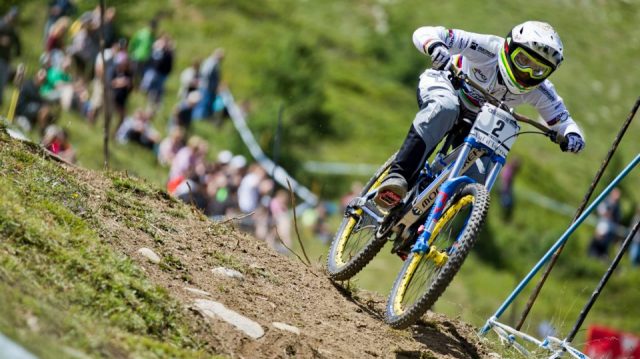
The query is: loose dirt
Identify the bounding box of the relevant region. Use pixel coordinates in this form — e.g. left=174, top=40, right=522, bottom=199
left=70, top=164, right=492, bottom=359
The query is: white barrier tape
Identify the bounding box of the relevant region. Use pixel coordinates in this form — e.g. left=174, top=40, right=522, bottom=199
left=303, top=161, right=379, bottom=176
left=220, top=90, right=318, bottom=207
left=0, top=333, right=37, bottom=359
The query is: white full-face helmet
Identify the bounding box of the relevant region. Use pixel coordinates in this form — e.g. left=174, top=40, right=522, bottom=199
left=498, top=21, right=564, bottom=94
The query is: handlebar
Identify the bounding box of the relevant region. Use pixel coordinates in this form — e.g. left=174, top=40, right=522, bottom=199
left=447, top=62, right=567, bottom=146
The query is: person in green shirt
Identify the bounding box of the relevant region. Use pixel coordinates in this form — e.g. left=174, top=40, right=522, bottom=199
left=128, top=18, right=157, bottom=85
left=41, top=65, right=70, bottom=97
left=41, top=56, right=74, bottom=110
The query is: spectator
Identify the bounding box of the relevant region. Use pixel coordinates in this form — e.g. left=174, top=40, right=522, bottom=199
left=67, top=14, right=98, bottom=80
left=115, top=109, right=160, bottom=149
left=313, top=203, right=332, bottom=244
left=267, top=189, right=292, bottom=254
left=217, top=149, right=233, bottom=167
left=340, top=181, right=363, bottom=211
left=45, top=0, right=76, bottom=41
left=41, top=124, right=76, bottom=163
left=15, top=69, right=53, bottom=132
left=253, top=178, right=275, bottom=241
left=45, top=16, right=69, bottom=53
left=39, top=44, right=63, bottom=72
left=588, top=188, right=622, bottom=259
left=229, top=155, right=247, bottom=173
left=141, top=34, right=174, bottom=108
left=205, top=172, right=234, bottom=219
left=87, top=39, right=115, bottom=124
left=177, top=59, right=200, bottom=101
left=175, top=173, right=208, bottom=212
left=168, top=135, right=208, bottom=182
left=193, top=48, right=224, bottom=120
left=128, top=18, right=157, bottom=85
left=170, top=90, right=201, bottom=130
left=40, top=55, right=74, bottom=110
left=237, top=163, right=267, bottom=214
left=157, top=126, right=185, bottom=166
left=0, top=6, right=21, bottom=106
left=110, top=53, right=133, bottom=131
left=499, top=158, right=521, bottom=222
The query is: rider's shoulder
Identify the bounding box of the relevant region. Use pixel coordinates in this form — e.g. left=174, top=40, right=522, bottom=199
left=459, top=32, right=503, bottom=64
left=527, top=80, right=559, bottom=102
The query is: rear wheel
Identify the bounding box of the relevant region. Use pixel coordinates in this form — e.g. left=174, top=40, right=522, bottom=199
left=385, top=183, right=489, bottom=329
left=326, top=153, right=396, bottom=281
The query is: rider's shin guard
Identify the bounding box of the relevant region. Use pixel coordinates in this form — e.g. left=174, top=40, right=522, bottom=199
left=389, top=125, right=433, bottom=186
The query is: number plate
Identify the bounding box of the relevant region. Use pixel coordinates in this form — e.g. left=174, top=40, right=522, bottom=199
left=469, top=104, right=520, bottom=157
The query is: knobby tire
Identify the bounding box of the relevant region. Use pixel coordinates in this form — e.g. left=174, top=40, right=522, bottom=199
left=326, top=153, right=396, bottom=281
left=385, top=183, right=489, bottom=329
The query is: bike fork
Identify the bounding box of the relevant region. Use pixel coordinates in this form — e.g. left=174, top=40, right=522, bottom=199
left=411, top=143, right=476, bottom=253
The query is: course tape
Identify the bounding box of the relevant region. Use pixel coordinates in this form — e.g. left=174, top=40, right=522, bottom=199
left=220, top=90, right=318, bottom=207
left=0, top=333, right=37, bottom=359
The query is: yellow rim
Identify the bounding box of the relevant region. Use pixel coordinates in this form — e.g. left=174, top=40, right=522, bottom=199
left=335, top=209, right=362, bottom=266
left=392, top=194, right=474, bottom=315
left=429, top=195, right=473, bottom=246
left=334, top=168, right=390, bottom=267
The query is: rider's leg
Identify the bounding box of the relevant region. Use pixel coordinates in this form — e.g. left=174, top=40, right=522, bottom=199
left=375, top=70, right=460, bottom=208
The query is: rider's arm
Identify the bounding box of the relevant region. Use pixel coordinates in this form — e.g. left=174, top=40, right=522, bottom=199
left=412, top=26, right=502, bottom=64
left=528, top=80, right=585, bottom=140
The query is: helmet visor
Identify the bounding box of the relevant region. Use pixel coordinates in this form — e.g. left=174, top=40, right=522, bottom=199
left=510, top=47, right=552, bottom=79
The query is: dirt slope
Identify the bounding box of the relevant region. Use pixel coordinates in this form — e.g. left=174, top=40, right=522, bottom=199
left=55, top=152, right=490, bottom=358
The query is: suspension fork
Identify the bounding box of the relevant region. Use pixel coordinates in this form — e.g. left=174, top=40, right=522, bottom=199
left=410, top=141, right=487, bottom=253
left=411, top=175, right=476, bottom=253
left=448, top=143, right=473, bottom=180
left=483, top=154, right=506, bottom=192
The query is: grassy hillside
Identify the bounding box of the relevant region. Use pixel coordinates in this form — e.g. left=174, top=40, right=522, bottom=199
left=0, top=126, right=213, bottom=357
left=5, top=0, right=640, bottom=351
left=0, top=125, right=495, bottom=358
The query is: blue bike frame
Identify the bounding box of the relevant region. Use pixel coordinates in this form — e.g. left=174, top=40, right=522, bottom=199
left=411, top=136, right=506, bottom=253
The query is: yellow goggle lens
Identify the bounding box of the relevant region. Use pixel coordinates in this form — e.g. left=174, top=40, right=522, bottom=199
left=510, top=47, right=551, bottom=79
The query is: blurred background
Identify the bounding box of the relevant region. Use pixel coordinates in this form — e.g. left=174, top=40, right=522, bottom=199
left=2, top=0, right=640, bottom=352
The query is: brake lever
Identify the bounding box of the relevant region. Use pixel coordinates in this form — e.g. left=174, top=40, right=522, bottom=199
left=548, top=130, right=567, bottom=146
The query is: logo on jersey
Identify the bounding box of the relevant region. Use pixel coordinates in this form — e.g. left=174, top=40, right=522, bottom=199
left=548, top=111, right=569, bottom=126
left=470, top=41, right=495, bottom=57
left=462, top=85, right=484, bottom=105
left=472, top=68, right=488, bottom=83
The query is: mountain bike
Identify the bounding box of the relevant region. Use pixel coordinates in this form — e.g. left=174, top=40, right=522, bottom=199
left=326, top=62, right=566, bottom=329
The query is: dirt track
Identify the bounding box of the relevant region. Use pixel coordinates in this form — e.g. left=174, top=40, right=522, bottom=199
left=73, top=165, right=491, bottom=359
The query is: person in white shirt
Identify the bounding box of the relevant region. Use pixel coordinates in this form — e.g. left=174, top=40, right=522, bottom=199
left=375, top=21, right=585, bottom=209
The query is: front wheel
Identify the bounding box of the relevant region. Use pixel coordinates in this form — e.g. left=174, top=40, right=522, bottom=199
left=385, top=183, right=489, bottom=329
left=326, top=153, right=396, bottom=281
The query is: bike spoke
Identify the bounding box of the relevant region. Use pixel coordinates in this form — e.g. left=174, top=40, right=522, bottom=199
left=340, top=213, right=378, bottom=263
left=397, top=201, right=473, bottom=312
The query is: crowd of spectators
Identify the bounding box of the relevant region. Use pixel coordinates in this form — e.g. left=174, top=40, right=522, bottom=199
left=587, top=187, right=640, bottom=266
left=3, top=1, right=322, bottom=255
left=7, top=3, right=640, bottom=264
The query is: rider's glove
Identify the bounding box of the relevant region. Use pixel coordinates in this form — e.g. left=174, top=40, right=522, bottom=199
left=427, top=41, right=451, bottom=70
left=560, top=133, right=585, bottom=153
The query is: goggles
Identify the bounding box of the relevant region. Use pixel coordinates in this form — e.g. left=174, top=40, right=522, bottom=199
left=510, top=47, right=552, bottom=79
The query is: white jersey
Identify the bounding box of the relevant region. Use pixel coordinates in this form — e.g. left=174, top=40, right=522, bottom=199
left=413, top=26, right=583, bottom=138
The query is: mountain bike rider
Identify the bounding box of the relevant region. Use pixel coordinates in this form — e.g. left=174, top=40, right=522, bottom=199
left=374, top=21, right=586, bottom=209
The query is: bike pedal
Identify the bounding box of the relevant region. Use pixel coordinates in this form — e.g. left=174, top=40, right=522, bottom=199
left=397, top=251, right=409, bottom=261
left=376, top=190, right=402, bottom=209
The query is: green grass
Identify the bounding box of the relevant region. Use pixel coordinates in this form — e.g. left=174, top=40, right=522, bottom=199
left=5, top=0, right=640, bottom=353
left=0, top=126, right=216, bottom=358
